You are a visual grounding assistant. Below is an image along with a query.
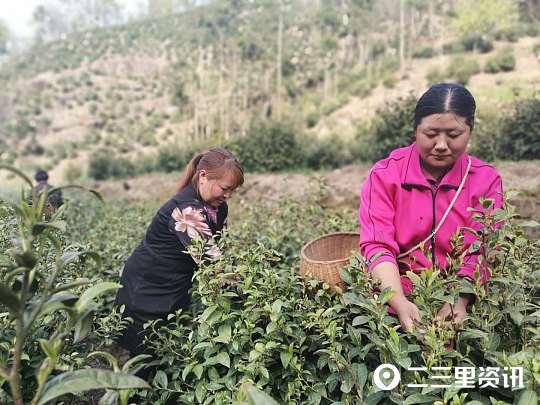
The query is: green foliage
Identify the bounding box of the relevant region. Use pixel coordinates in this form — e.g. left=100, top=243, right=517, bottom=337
left=88, top=149, right=135, bottom=180
left=305, top=111, right=320, bottom=128
left=498, top=97, right=540, bottom=159
left=301, top=135, right=355, bottom=170
left=533, top=42, right=540, bottom=59
left=460, top=33, right=494, bottom=54
left=446, top=56, right=481, bottom=85
left=425, top=67, right=447, bottom=85
left=468, top=109, right=505, bottom=162
left=484, top=47, right=516, bottom=73
left=64, top=163, right=84, bottom=183
left=442, top=41, right=465, bottom=55
left=412, top=46, right=435, bottom=59
left=382, top=74, right=398, bottom=89
left=227, top=121, right=302, bottom=172
left=452, top=0, right=519, bottom=40
left=136, top=190, right=539, bottom=404
left=1, top=166, right=539, bottom=404
left=359, top=94, right=416, bottom=162
left=0, top=166, right=149, bottom=403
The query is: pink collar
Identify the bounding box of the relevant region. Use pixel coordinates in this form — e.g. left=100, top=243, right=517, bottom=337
left=402, top=144, right=469, bottom=190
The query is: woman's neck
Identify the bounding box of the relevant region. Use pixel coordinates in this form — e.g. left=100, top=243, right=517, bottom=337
left=420, top=160, right=450, bottom=181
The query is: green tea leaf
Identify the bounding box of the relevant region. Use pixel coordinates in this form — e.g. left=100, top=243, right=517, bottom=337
left=243, top=383, right=280, bottom=405
left=37, top=369, right=149, bottom=404
left=215, top=352, right=230, bottom=368
left=75, top=282, right=119, bottom=312
left=280, top=351, right=292, bottom=369
left=214, top=324, right=231, bottom=344
left=0, top=282, right=21, bottom=315
left=153, top=370, right=168, bottom=389
left=516, top=390, right=537, bottom=405
left=403, top=394, right=440, bottom=404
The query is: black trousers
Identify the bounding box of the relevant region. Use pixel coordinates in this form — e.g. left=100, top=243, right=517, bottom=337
left=117, top=307, right=168, bottom=380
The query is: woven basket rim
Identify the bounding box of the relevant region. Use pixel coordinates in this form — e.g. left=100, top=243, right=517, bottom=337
left=300, top=231, right=360, bottom=265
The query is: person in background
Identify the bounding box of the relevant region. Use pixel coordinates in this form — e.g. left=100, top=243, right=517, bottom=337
left=33, top=169, right=64, bottom=209
left=359, top=83, right=503, bottom=332
left=114, top=147, right=244, bottom=377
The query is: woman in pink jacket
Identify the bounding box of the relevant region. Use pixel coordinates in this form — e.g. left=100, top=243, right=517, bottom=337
left=359, top=83, right=503, bottom=332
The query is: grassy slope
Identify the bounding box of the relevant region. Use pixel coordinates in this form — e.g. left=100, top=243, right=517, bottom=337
left=0, top=5, right=538, bottom=187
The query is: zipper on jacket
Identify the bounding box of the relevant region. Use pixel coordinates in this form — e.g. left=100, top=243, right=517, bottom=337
left=429, top=186, right=439, bottom=268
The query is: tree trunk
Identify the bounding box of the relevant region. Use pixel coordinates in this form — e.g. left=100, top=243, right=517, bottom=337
left=399, top=0, right=405, bottom=72
left=428, top=0, right=434, bottom=38
left=276, top=5, right=283, bottom=119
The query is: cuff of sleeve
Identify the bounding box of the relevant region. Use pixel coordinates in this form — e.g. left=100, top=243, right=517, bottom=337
left=367, top=251, right=398, bottom=272
left=457, top=265, right=491, bottom=283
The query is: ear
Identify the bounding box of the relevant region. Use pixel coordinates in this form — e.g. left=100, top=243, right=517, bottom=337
left=198, top=169, right=208, bottom=182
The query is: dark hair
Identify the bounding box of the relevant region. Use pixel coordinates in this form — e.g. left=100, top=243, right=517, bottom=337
left=34, top=169, right=49, bottom=182
left=414, top=83, right=476, bottom=130
left=177, top=147, right=244, bottom=192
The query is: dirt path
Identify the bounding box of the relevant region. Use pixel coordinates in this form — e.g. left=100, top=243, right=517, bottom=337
left=90, top=160, right=540, bottom=222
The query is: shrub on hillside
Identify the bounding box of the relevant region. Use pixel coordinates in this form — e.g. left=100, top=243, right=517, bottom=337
left=227, top=121, right=302, bottom=172
left=359, top=94, right=416, bottom=162
left=425, top=67, right=447, bottom=85
left=499, top=97, right=540, bottom=160
left=305, top=111, right=320, bottom=128
left=447, top=56, right=481, bottom=85
left=468, top=109, right=505, bottom=161
left=460, top=33, right=494, bottom=53
left=156, top=144, right=193, bottom=173
left=533, top=42, right=540, bottom=59
left=412, top=46, right=435, bottom=59
left=442, top=41, right=465, bottom=55
left=484, top=47, right=516, bottom=73
left=301, top=135, right=355, bottom=170
left=88, top=149, right=135, bottom=180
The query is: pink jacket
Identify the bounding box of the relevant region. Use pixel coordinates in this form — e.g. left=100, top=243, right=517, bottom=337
left=359, top=144, right=503, bottom=295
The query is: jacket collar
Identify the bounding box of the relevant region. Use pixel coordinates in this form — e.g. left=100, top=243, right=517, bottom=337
left=402, top=144, right=469, bottom=190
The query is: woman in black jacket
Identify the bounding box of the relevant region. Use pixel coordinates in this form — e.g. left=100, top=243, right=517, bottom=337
left=114, top=147, right=244, bottom=368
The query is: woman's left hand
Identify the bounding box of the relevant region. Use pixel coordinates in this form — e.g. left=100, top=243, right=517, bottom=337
left=436, top=295, right=470, bottom=324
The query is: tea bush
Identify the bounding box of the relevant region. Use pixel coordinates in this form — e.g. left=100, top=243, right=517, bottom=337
left=1, top=171, right=539, bottom=404
left=359, top=94, right=416, bottom=162
left=88, top=149, right=135, bottom=180
left=460, top=34, right=494, bottom=54
left=136, top=191, right=539, bottom=405
left=226, top=121, right=303, bottom=172
left=446, top=57, right=481, bottom=85
left=498, top=97, right=540, bottom=160
left=484, top=48, right=516, bottom=74
left=0, top=168, right=149, bottom=404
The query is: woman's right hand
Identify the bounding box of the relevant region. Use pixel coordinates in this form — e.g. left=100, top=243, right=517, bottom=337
left=391, top=295, right=421, bottom=332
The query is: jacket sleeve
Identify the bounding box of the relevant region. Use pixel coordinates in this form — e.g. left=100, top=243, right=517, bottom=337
left=359, top=167, right=400, bottom=271
left=457, top=172, right=504, bottom=282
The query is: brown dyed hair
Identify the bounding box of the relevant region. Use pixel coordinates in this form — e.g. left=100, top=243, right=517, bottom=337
left=177, top=147, right=244, bottom=193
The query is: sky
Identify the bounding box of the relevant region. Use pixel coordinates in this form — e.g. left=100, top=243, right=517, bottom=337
left=0, top=1, right=144, bottom=39
left=0, top=1, right=43, bottom=38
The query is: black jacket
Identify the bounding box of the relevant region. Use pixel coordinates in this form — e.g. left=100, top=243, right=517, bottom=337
left=115, top=185, right=227, bottom=319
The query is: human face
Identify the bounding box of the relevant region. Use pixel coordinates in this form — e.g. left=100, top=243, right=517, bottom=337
left=198, top=171, right=236, bottom=208
left=415, top=113, right=471, bottom=179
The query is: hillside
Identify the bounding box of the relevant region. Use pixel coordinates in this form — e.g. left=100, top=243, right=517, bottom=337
left=0, top=0, right=539, bottom=185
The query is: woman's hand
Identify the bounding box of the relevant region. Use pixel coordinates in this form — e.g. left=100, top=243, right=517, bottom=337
left=436, top=295, right=470, bottom=324
left=392, top=295, right=421, bottom=332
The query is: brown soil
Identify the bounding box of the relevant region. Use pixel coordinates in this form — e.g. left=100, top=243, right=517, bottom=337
left=89, top=160, right=540, bottom=223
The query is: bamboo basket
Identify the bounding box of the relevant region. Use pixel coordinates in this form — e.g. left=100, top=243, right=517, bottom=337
left=300, top=232, right=360, bottom=292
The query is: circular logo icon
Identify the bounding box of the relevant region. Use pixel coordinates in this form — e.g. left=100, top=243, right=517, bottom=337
left=373, top=364, right=401, bottom=391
